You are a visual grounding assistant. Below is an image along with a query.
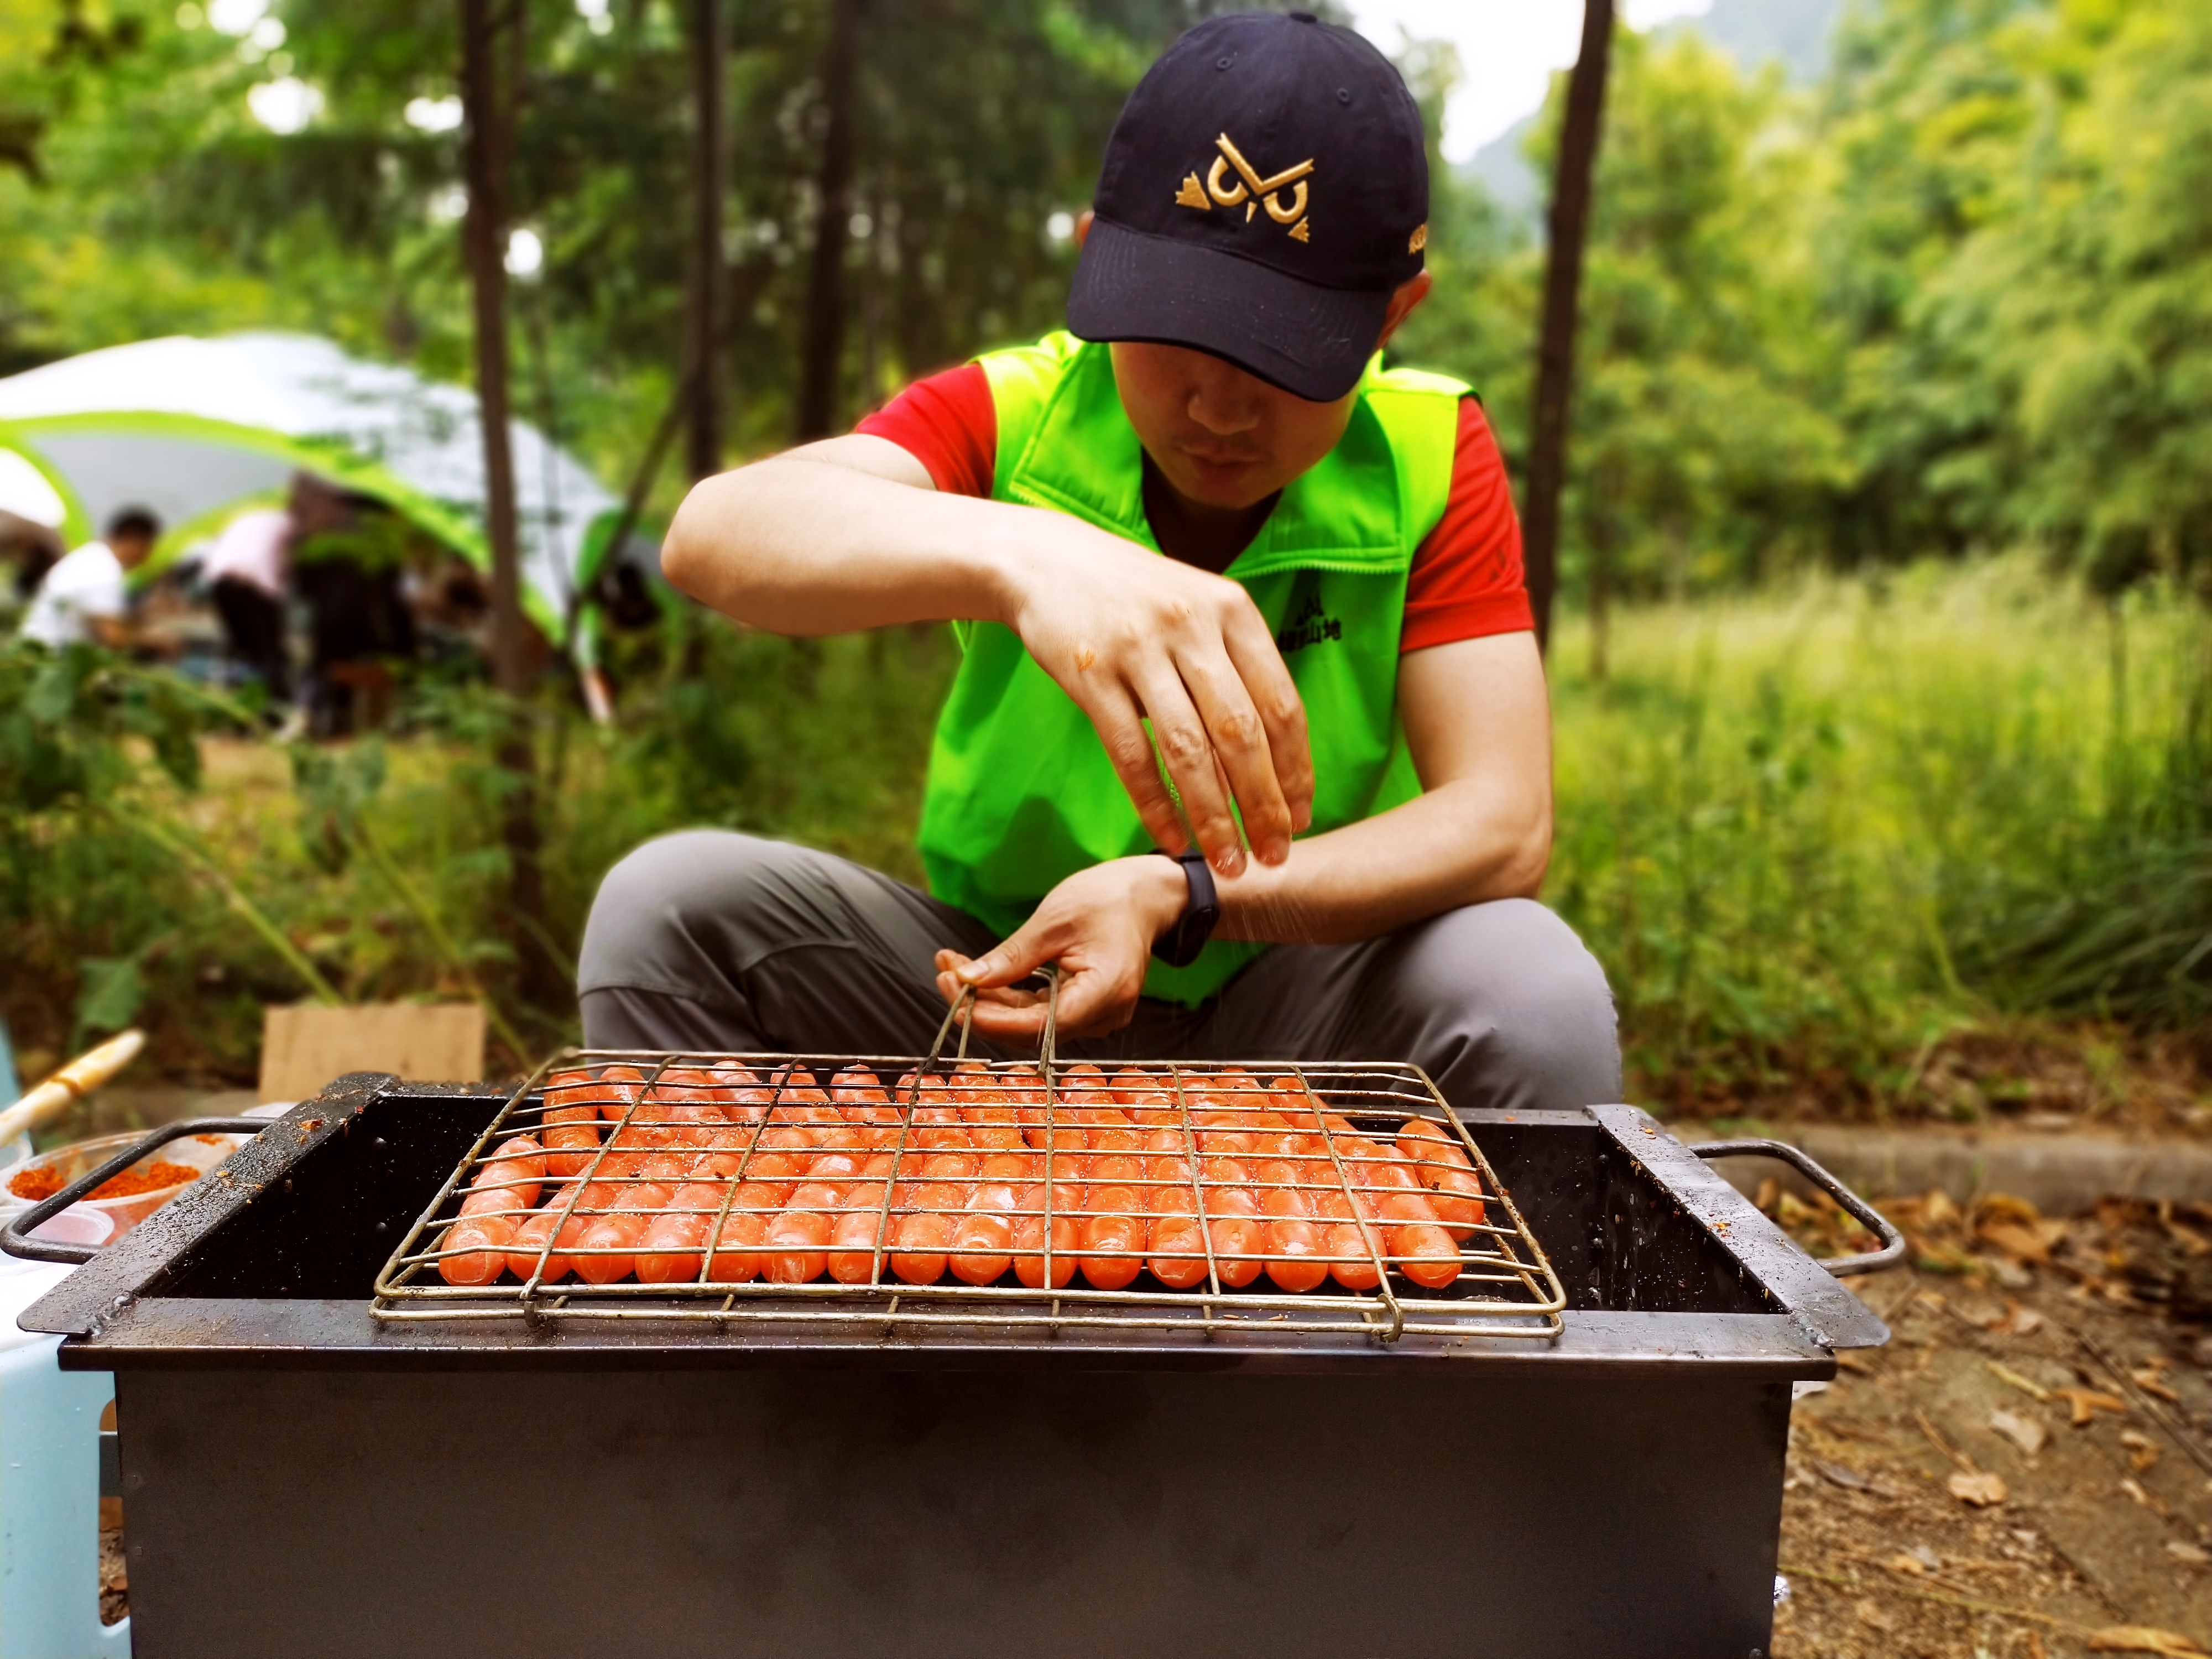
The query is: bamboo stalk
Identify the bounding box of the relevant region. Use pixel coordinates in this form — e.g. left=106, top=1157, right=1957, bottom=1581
left=105, top=806, right=341, bottom=1004
left=352, top=821, right=530, bottom=1067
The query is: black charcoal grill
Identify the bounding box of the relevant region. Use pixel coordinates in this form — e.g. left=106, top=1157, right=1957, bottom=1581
left=7, top=1037, right=1901, bottom=1659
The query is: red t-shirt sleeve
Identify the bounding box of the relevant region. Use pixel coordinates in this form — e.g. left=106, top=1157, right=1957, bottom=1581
left=1400, top=398, right=1534, bottom=652
left=853, top=363, right=997, bottom=498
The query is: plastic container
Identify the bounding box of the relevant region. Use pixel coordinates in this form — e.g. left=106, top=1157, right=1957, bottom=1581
left=1, top=1255, right=132, bottom=1657
left=0, top=1128, right=243, bottom=1245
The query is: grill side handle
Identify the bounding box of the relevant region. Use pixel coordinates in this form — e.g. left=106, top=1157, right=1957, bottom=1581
left=2, top=1118, right=273, bottom=1265
left=1692, top=1140, right=1906, bottom=1276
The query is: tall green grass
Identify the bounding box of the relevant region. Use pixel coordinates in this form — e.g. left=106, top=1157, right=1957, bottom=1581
left=1545, top=556, right=2209, bottom=1111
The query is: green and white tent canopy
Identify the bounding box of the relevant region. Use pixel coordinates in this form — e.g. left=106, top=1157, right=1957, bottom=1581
left=0, top=331, right=646, bottom=647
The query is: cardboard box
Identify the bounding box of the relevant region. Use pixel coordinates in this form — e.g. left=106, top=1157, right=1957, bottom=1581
left=258, top=1003, right=487, bottom=1104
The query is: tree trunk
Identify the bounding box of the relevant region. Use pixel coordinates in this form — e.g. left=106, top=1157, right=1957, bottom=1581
left=794, top=0, right=862, bottom=441
left=686, top=0, right=727, bottom=481
left=1521, top=0, right=1616, bottom=656
left=1589, top=514, right=1613, bottom=686
left=461, top=0, right=522, bottom=700
left=460, top=0, right=554, bottom=1042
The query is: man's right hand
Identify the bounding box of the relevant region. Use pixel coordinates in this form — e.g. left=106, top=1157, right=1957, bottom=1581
left=664, top=434, right=1312, bottom=875
left=994, top=521, right=1311, bottom=876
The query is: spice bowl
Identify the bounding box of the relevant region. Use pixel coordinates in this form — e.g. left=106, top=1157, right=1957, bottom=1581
left=1, top=1129, right=245, bottom=1245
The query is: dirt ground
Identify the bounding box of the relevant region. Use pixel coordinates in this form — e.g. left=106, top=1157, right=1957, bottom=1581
left=1767, top=1191, right=2212, bottom=1658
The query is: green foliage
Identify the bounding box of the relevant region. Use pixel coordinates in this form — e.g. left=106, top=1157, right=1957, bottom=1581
left=1398, top=0, right=2212, bottom=608
left=1546, top=557, right=2210, bottom=1105
left=0, top=0, right=1244, bottom=491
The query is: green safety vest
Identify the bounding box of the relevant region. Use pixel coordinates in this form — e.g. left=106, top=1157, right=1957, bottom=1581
left=918, top=330, right=1469, bottom=1005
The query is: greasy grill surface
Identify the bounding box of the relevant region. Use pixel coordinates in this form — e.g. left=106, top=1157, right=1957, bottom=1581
left=373, top=1051, right=1566, bottom=1341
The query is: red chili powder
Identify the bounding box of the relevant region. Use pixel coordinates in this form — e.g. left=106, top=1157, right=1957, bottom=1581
left=8, top=1160, right=200, bottom=1204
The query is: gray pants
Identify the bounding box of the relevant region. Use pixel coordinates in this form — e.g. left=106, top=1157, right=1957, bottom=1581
left=577, top=831, right=1622, bottom=1114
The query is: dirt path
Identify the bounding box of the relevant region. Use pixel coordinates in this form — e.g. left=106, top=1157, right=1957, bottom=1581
left=1769, top=1196, right=2211, bottom=1657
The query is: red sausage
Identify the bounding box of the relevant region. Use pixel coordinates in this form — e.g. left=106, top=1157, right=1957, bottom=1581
left=457, top=1185, right=521, bottom=1220
left=1312, top=1190, right=1382, bottom=1291
left=573, top=1209, right=648, bottom=1284
left=587, top=1063, right=646, bottom=1123
left=437, top=1211, right=514, bottom=1286
left=476, top=1135, right=546, bottom=1207
left=1079, top=1192, right=1145, bottom=1291
left=950, top=1179, right=1020, bottom=1285
left=504, top=1183, right=581, bottom=1283
left=1392, top=1222, right=1463, bottom=1289
left=1144, top=1185, right=1209, bottom=1289
left=706, top=1183, right=782, bottom=1282
left=889, top=1209, right=954, bottom=1286
left=763, top=1195, right=836, bottom=1285
left=1011, top=1181, right=1082, bottom=1289
left=635, top=1181, right=723, bottom=1284
left=1417, top=1161, right=1486, bottom=1240
left=541, top=1072, right=611, bottom=1177
left=827, top=1183, right=891, bottom=1285
left=1256, top=1176, right=1328, bottom=1292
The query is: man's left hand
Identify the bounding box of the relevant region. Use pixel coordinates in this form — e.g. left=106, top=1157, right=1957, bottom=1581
left=935, top=855, right=1188, bottom=1041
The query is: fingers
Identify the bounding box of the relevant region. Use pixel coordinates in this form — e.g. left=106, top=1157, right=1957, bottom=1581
left=936, top=954, right=1050, bottom=1040
left=950, top=916, right=1055, bottom=990
left=1133, top=664, right=1248, bottom=877
left=1172, top=635, right=1295, bottom=867
left=1044, top=962, right=1135, bottom=1038
left=1082, top=682, right=1193, bottom=857
left=1218, top=601, right=1313, bottom=837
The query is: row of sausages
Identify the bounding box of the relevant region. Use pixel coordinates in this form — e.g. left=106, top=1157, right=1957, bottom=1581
left=431, top=1063, right=1485, bottom=1296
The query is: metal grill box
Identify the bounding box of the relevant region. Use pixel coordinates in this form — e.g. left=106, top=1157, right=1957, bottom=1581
left=14, top=1068, right=1892, bottom=1659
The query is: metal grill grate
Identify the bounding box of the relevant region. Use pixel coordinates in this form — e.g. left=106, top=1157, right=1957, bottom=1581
left=374, top=1000, right=1564, bottom=1342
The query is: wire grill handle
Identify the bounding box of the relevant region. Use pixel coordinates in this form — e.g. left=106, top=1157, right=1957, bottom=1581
left=1692, top=1138, right=1907, bottom=1276
left=1, top=1117, right=273, bottom=1265
left=919, top=965, right=1063, bottom=1074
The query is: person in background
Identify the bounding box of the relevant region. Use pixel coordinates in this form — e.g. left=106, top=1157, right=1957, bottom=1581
left=17, top=507, right=161, bottom=650
left=292, top=485, right=417, bottom=735
left=200, top=498, right=294, bottom=703
left=1, top=510, right=65, bottom=612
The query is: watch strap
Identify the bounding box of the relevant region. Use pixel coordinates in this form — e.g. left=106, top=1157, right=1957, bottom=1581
left=1151, top=850, right=1220, bottom=968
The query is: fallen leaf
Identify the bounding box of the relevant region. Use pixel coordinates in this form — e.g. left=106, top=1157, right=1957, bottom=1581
left=2158, top=1213, right=2210, bottom=1258
left=2119, top=1477, right=2152, bottom=1508
left=1887, top=1550, right=1928, bottom=1576
left=1981, top=1220, right=2055, bottom=1265
left=2028, top=1634, right=2048, bottom=1659
left=1854, top=1598, right=1896, bottom=1632
left=1916, top=1407, right=1976, bottom=1472
left=2120, top=1428, right=2161, bottom=1473
left=1949, top=1469, right=2008, bottom=1506
left=1814, top=1458, right=1898, bottom=1498
left=1990, top=1408, right=2050, bottom=1457
left=1987, top=1255, right=2036, bottom=1290
left=2055, top=1386, right=2128, bottom=1427
left=2130, top=1367, right=2182, bottom=1404
left=1990, top=1360, right=2054, bottom=1402
left=2165, top=1541, right=2210, bottom=1568
left=2003, top=1303, right=2045, bottom=1337
left=2084, top=1625, right=2211, bottom=1656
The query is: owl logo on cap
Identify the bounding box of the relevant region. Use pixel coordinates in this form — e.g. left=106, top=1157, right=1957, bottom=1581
left=1176, top=133, right=1313, bottom=243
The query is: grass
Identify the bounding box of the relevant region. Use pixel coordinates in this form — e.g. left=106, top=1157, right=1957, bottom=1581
left=1544, top=555, right=2209, bottom=1118
left=2, top=557, right=2204, bottom=1126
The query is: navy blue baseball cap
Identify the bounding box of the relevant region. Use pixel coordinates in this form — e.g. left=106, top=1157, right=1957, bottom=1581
left=1068, top=10, right=1430, bottom=403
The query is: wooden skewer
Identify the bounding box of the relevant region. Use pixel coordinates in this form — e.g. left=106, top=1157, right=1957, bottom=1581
left=0, top=1029, right=147, bottom=1149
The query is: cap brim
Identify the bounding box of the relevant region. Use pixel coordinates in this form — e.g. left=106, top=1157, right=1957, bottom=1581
left=1067, top=218, right=1387, bottom=403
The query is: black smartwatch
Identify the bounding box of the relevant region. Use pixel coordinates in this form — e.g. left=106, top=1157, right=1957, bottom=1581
left=1151, top=850, right=1220, bottom=968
